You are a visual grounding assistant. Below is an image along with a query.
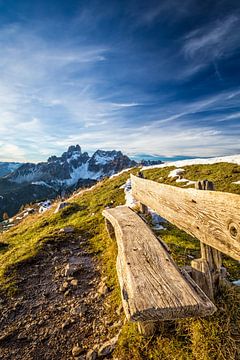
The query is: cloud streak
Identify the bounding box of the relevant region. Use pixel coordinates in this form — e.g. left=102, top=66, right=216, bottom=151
left=0, top=0, right=239, bottom=161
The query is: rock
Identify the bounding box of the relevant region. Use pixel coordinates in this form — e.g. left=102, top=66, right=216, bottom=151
left=59, top=226, right=75, bottom=234
left=61, top=319, right=71, bottom=330
left=54, top=202, right=70, bottom=214
left=70, top=279, right=78, bottom=286
left=63, top=281, right=69, bottom=289
left=64, top=257, right=83, bottom=276
left=98, top=335, right=119, bottom=357
left=72, top=345, right=82, bottom=357
left=98, top=282, right=109, bottom=296
left=86, top=348, right=98, bottom=360
left=64, top=289, right=71, bottom=297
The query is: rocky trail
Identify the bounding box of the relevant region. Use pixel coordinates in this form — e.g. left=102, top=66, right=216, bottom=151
left=0, top=234, right=122, bottom=359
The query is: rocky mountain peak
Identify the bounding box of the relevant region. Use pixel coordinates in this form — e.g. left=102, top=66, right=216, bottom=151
left=6, top=145, right=136, bottom=188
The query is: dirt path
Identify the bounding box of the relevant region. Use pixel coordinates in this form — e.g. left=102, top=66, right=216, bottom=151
left=0, top=234, right=121, bottom=359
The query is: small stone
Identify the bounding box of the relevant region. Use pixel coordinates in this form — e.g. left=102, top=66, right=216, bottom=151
left=61, top=319, right=71, bottom=329
left=64, top=257, right=83, bottom=276
left=86, top=349, right=98, bottom=360
left=72, top=345, right=82, bottom=357
left=98, top=335, right=119, bottom=357
left=70, top=279, right=78, bottom=286
left=63, top=281, right=69, bottom=289
left=64, top=289, right=71, bottom=297
left=98, top=282, right=109, bottom=296
left=59, top=226, right=75, bottom=234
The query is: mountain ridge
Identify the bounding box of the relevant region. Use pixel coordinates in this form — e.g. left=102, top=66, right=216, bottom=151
left=7, top=145, right=137, bottom=188
left=0, top=145, right=140, bottom=220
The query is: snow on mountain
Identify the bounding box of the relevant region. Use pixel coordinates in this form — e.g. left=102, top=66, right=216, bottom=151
left=7, top=145, right=137, bottom=189
left=142, top=154, right=240, bottom=171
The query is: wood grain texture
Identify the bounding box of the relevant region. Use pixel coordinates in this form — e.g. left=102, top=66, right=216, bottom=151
left=131, top=174, right=240, bottom=260
left=103, top=206, right=216, bottom=322
left=191, top=180, right=222, bottom=300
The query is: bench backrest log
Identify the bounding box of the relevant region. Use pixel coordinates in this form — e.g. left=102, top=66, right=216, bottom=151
left=131, top=174, right=240, bottom=261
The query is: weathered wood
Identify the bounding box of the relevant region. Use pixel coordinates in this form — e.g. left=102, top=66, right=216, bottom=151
left=138, top=172, right=149, bottom=215
left=105, top=218, right=115, bottom=240
left=139, top=202, right=148, bottom=215
left=191, top=180, right=222, bottom=299
left=131, top=174, right=240, bottom=261
left=103, top=206, right=216, bottom=323
left=191, top=258, right=214, bottom=300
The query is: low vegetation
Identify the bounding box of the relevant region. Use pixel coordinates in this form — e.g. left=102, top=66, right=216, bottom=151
left=0, top=162, right=240, bottom=359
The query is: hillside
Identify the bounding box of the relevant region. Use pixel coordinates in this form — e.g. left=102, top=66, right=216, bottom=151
left=0, top=161, right=240, bottom=359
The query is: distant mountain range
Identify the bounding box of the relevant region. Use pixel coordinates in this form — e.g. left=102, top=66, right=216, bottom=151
left=0, top=145, right=163, bottom=220
left=0, top=162, right=22, bottom=177
left=7, top=145, right=137, bottom=186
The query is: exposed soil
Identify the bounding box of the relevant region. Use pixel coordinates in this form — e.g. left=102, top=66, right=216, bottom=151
left=0, top=234, right=122, bottom=359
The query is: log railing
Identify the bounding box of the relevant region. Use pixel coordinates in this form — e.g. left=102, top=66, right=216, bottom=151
left=131, top=174, right=240, bottom=298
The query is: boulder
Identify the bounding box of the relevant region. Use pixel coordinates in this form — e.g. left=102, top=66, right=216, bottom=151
left=54, top=202, right=70, bottom=213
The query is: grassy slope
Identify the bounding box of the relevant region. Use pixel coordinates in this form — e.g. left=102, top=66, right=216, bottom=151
left=0, top=163, right=240, bottom=359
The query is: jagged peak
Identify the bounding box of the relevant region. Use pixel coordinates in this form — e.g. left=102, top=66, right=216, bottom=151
left=67, top=144, right=81, bottom=154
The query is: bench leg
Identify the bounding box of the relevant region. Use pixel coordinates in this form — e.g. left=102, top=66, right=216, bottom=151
left=139, top=202, right=148, bottom=215
left=105, top=219, right=116, bottom=240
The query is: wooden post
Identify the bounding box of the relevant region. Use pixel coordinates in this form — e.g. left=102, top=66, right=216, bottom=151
left=137, top=171, right=149, bottom=215
left=191, top=180, right=222, bottom=300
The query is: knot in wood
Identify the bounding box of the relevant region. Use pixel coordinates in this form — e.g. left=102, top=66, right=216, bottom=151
left=228, top=222, right=238, bottom=239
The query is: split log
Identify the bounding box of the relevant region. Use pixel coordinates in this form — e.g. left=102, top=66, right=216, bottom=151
left=103, top=206, right=216, bottom=329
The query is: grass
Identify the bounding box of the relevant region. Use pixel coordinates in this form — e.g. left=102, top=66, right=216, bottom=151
left=0, top=163, right=240, bottom=359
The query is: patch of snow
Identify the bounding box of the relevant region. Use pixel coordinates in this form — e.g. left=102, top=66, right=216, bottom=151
left=176, top=178, right=196, bottom=186
left=232, top=280, right=240, bottom=286
left=142, top=154, right=240, bottom=171
left=68, top=152, right=81, bottom=161
left=64, top=161, right=104, bottom=186
left=121, top=178, right=138, bottom=208
left=38, top=199, right=52, bottom=213
left=39, top=205, right=51, bottom=213
left=94, top=153, right=115, bottom=165
left=168, top=168, right=185, bottom=178
left=233, top=180, right=240, bottom=185
left=121, top=178, right=166, bottom=230
left=32, top=181, right=54, bottom=189
left=168, top=168, right=196, bottom=187
left=148, top=208, right=166, bottom=230
left=110, top=167, right=134, bottom=179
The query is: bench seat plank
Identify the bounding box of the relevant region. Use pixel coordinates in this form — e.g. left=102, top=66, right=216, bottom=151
left=103, top=206, right=216, bottom=322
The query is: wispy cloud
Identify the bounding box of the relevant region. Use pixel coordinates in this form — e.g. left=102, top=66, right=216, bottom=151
left=183, top=15, right=240, bottom=62
left=0, top=1, right=239, bottom=161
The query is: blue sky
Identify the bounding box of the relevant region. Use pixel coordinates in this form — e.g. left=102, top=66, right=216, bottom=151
left=0, top=0, right=240, bottom=162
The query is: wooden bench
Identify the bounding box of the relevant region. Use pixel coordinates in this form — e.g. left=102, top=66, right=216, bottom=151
left=103, top=206, right=216, bottom=329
